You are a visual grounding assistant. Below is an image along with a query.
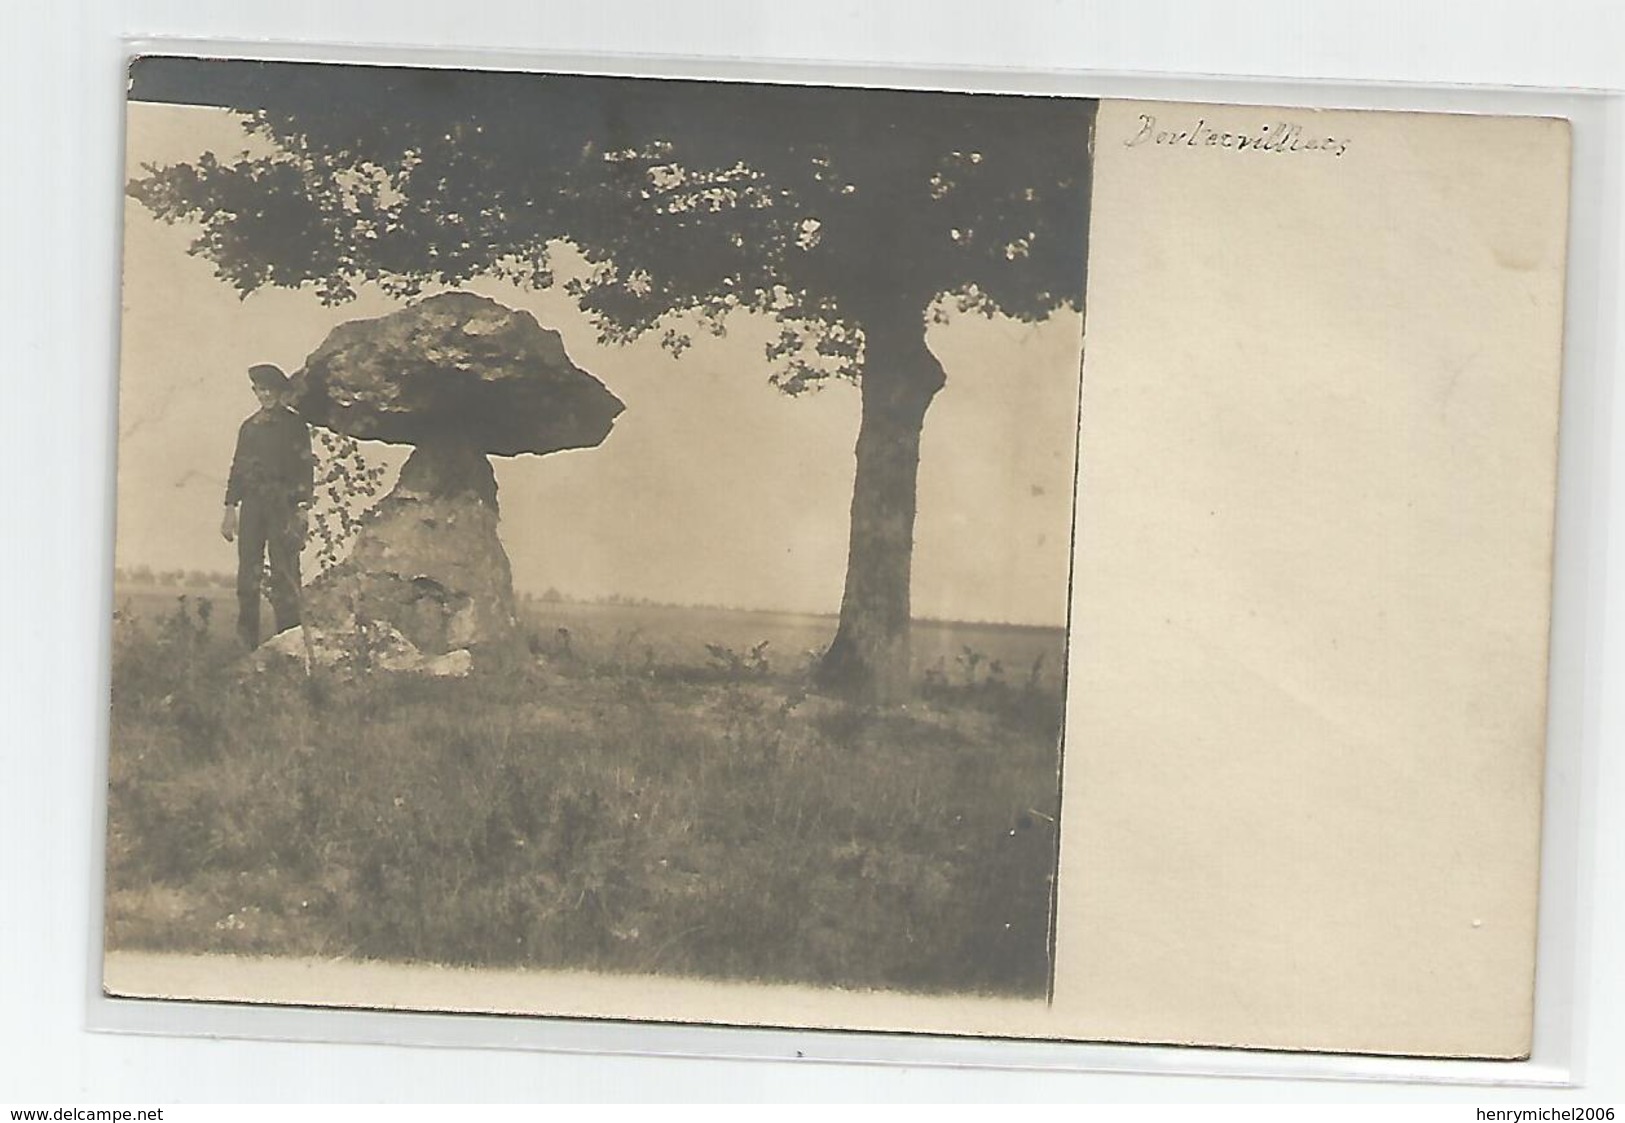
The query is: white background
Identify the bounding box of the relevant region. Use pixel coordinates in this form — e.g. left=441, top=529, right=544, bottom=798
left=4, top=0, right=1623, bottom=1104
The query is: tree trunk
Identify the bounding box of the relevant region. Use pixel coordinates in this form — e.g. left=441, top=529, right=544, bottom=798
left=815, top=322, right=945, bottom=704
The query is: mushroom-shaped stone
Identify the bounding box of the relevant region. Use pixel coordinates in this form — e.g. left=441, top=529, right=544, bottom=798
left=294, top=291, right=624, bottom=456
left=294, top=293, right=625, bottom=663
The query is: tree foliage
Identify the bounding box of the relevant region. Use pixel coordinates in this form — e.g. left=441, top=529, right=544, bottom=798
left=128, top=60, right=1096, bottom=394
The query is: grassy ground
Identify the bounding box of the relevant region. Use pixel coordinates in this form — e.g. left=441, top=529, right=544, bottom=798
left=104, top=592, right=1067, bottom=997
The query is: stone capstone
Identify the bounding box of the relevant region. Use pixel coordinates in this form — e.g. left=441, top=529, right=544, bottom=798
left=292, top=291, right=625, bottom=455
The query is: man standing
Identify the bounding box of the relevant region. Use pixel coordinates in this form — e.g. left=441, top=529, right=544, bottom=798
left=221, top=363, right=314, bottom=649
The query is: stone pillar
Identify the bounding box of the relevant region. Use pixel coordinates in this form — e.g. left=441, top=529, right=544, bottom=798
left=304, top=440, right=521, bottom=662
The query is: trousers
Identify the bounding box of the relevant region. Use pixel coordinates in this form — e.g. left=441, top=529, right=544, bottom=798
left=236, top=495, right=303, bottom=648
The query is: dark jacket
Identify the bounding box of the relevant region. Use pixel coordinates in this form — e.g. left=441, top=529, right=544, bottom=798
left=225, top=407, right=314, bottom=507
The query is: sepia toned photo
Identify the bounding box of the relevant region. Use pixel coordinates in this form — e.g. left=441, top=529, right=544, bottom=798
left=104, top=56, right=1575, bottom=1059
left=105, top=58, right=1093, bottom=1025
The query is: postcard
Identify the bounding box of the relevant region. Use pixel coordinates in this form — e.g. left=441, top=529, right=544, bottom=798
left=105, top=58, right=1569, bottom=1058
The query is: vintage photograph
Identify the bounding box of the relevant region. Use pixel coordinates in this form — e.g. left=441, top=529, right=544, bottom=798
left=105, top=58, right=1570, bottom=1056
left=105, top=58, right=1095, bottom=1019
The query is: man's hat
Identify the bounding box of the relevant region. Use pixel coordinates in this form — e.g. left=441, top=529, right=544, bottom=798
left=248, top=363, right=291, bottom=392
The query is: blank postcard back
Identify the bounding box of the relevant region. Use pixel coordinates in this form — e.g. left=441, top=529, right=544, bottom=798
left=1052, top=100, right=1571, bottom=1058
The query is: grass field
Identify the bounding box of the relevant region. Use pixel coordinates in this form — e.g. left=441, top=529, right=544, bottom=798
left=104, top=584, right=1069, bottom=997
left=112, top=585, right=1069, bottom=690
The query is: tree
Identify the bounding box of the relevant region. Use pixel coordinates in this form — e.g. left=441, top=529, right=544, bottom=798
left=127, top=59, right=1097, bottom=702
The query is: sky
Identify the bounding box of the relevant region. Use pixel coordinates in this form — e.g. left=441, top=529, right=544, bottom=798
left=114, top=102, right=1086, bottom=626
